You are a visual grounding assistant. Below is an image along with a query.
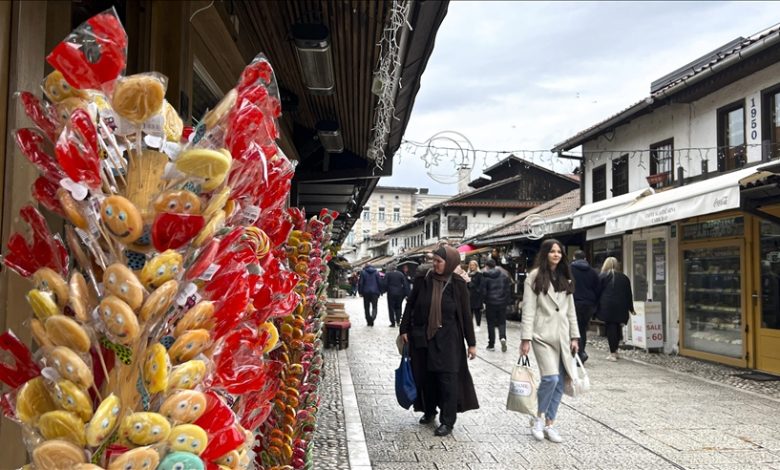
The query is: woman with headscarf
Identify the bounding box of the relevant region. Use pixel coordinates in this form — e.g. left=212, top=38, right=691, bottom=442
left=400, top=245, right=479, bottom=437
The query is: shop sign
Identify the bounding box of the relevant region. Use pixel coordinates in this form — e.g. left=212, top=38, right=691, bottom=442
left=626, top=301, right=664, bottom=349
left=681, top=216, right=744, bottom=241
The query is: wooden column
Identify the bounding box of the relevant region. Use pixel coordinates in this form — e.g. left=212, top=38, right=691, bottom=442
left=149, top=1, right=192, bottom=118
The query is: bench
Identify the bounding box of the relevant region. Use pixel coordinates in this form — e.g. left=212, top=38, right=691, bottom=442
left=324, top=321, right=351, bottom=350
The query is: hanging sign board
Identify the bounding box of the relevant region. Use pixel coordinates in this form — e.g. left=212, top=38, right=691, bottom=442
left=625, top=301, right=664, bottom=350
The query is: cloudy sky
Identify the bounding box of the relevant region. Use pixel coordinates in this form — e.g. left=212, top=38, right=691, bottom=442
left=380, top=1, right=780, bottom=195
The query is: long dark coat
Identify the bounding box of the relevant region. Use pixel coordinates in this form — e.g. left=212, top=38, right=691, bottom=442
left=399, top=271, right=479, bottom=413
left=467, top=271, right=484, bottom=310
left=596, top=271, right=634, bottom=324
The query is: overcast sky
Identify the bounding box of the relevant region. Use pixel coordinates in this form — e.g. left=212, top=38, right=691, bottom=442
left=380, top=1, right=780, bottom=195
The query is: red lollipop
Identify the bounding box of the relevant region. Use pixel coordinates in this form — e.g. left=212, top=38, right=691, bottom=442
left=185, top=237, right=220, bottom=281
left=55, top=108, right=101, bottom=189
left=151, top=212, right=205, bottom=252
left=4, top=205, right=68, bottom=278
left=46, top=9, right=127, bottom=92
left=32, top=176, right=64, bottom=216
left=15, top=128, right=64, bottom=182
left=0, top=331, right=41, bottom=389
left=17, top=92, right=60, bottom=142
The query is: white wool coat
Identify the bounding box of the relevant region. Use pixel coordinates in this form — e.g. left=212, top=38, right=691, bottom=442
left=521, top=269, right=580, bottom=378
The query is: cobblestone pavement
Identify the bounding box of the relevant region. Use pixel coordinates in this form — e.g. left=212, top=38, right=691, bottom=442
left=312, top=347, right=350, bottom=469
left=330, top=296, right=780, bottom=470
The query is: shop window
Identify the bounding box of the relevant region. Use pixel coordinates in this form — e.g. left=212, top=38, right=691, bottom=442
left=649, top=139, right=674, bottom=188
left=611, top=155, right=629, bottom=196
left=762, top=84, right=780, bottom=159
left=717, top=101, right=746, bottom=172
left=592, top=164, right=606, bottom=202
left=393, top=207, right=400, bottom=222
left=590, top=236, right=622, bottom=271
left=378, top=207, right=385, bottom=221
left=760, top=220, right=780, bottom=329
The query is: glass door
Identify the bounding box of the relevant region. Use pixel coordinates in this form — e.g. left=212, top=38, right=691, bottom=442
left=756, top=220, right=780, bottom=374
left=627, top=231, right=668, bottom=348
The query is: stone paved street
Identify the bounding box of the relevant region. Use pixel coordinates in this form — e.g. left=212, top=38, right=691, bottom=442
left=314, top=296, right=780, bottom=470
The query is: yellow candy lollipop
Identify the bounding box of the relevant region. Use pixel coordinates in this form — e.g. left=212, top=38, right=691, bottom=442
left=142, top=343, right=171, bottom=394
left=53, top=379, right=93, bottom=421
left=120, top=412, right=171, bottom=445
left=49, top=346, right=93, bottom=389
left=86, top=393, right=121, bottom=447
left=160, top=390, right=207, bottom=424
left=27, top=289, right=60, bottom=320
left=46, top=315, right=91, bottom=353
left=174, top=301, right=215, bottom=337
left=32, top=440, right=87, bottom=468
left=193, top=209, right=226, bottom=247
left=140, top=250, right=182, bottom=289
left=168, top=329, right=211, bottom=364
left=103, top=264, right=145, bottom=311
left=175, top=148, right=232, bottom=191
left=15, top=377, right=58, bottom=426
left=167, top=360, right=207, bottom=391
left=139, top=279, right=178, bottom=323
left=168, top=424, right=208, bottom=455
left=106, top=446, right=160, bottom=470
left=38, top=410, right=87, bottom=446
left=32, top=267, right=69, bottom=309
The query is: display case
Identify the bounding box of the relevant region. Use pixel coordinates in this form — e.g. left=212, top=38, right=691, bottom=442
left=682, top=245, right=744, bottom=358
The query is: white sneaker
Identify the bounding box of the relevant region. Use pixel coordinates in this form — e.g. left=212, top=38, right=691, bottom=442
left=544, top=425, right=563, bottom=443
left=501, top=338, right=507, bottom=352
left=606, top=353, right=617, bottom=362
left=475, top=326, right=481, bottom=333
left=530, top=417, right=544, bottom=441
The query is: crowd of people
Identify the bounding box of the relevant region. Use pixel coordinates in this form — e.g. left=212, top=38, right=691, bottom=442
left=347, top=239, right=634, bottom=441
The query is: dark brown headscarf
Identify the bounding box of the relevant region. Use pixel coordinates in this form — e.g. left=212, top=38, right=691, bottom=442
left=428, top=245, right=461, bottom=339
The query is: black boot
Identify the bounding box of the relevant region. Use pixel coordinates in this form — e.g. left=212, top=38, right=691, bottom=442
left=418, top=414, right=435, bottom=424
left=434, top=424, right=452, bottom=436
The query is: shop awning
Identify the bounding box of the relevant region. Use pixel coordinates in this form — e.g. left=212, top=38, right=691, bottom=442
left=572, top=188, right=652, bottom=229
left=605, top=164, right=771, bottom=234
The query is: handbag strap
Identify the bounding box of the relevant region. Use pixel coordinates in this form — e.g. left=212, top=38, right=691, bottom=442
left=574, top=354, right=588, bottom=377
left=518, top=355, right=531, bottom=367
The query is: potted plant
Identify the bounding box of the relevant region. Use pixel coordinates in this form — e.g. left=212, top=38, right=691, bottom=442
left=646, top=171, right=670, bottom=187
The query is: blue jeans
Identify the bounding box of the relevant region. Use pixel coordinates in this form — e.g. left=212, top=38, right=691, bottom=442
left=537, top=359, right=565, bottom=421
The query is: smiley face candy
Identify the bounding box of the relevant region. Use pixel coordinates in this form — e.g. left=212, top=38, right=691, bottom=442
left=27, top=289, right=60, bottom=320
left=140, top=249, right=182, bottom=289
left=99, top=296, right=140, bottom=345
left=139, top=279, right=178, bottom=323
left=42, top=70, right=87, bottom=103
left=160, top=390, right=207, bottom=424
left=104, top=264, right=145, bottom=310
left=15, top=377, right=58, bottom=426
left=32, top=439, right=87, bottom=469
left=121, top=412, right=171, bottom=445
left=215, top=450, right=240, bottom=469
left=86, top=393, right=121, bottom=447
left=168, top=329, right=211, bottom=364
left=142, top=343, right=171, bottom=394
left=57, top=187, right=89, bottom=230
left=174, top=301, right=215, bottom=337
left=101, top=195, right=144, bottom=244
left=167, top=360, right=206, bottom=391
left=32, top=267, right=69, bottom=309
left=46, top=315, right=91, bottom=353
left=38, top=410, right=87, bottom=446
left=69, top=271, right=94, bottom=322
left=52, top=379, right=93, bottom=421
left=49, top=346, right=93, bottom=388
left=158, top=451, right=205, bottom=470
left=112, top=74, right=166, bottom=123
left=154, top=190, right=202, bottom=215
left=107, top=446, right=160, bottom=470
left=169, top=424, right=208, bottom=455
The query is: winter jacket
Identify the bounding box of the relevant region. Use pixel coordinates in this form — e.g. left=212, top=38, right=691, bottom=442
left=384, top=270, right=410, bottom=297
left=521, top=269, right=579, bottom=378
left=467, top=271, right=484, bottom=310
left=480, top=268, right=511, bottom=307
left=596, top=271, right=634, bottom=324
left=358, top=266, right=382, bottom=296
left=570, top=259, right=601, bottom=307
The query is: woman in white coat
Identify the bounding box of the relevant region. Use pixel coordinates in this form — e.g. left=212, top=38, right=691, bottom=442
left=520, top=239, right=580, bottom=443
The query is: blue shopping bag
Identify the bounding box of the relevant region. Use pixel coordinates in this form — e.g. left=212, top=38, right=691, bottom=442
left=395, top=344, right=417, bottom=409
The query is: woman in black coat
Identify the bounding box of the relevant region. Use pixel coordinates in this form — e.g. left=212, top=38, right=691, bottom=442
left=400, top=245, right=479, bottom=437
left=467, top=260, right=484, bottom=331
left=596, top=257, right=634, bottom=361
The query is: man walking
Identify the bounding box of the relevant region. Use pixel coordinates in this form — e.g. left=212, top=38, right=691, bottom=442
left=358, top=264, right=383, bottom=326
left=383, top=265, right=410, bottom=327
left=481, top=258, right=511, bottom=352
left=570, top=250, right=600, bottom=363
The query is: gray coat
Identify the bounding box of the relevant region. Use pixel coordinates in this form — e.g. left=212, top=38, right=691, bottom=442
left=520, top=269, right=580, bottom=378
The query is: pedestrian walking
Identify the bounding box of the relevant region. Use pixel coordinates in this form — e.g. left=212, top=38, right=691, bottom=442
left=596, top=257, right=634, bottom=361
left=399, top=245, right=479, bottom=437
left=384, top=265, right=410, bottom=327
left=358, top=264, right=383, bottom=326
left=520, top=238, right=579, bottom=444
left=570, top=250, right=601, bottom=364
left=467, top=260, right=484, bottom=333
left=348, top=272, right=358, bottom=296
left=481, top=258, right=511, bottom=352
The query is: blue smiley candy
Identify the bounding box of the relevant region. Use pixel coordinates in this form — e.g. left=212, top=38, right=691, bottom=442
left=158, top=451, right=205, bottom=470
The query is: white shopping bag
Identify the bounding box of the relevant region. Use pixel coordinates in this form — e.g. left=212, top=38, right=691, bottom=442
left=564, top=355, right=590, bottom=397
left=506, top=355, right=538, bottom=416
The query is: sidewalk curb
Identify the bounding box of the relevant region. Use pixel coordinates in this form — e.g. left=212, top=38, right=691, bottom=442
left=338, top=348, right=372, bottom=469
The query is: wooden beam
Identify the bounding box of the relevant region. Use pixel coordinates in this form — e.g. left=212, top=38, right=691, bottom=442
left=149, top=1, right=191, bottom=112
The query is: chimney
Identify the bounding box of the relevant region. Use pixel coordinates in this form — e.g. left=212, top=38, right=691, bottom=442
left=457, top=166, right=472, bottom=194
left=418, top=188, right=429, bottom=194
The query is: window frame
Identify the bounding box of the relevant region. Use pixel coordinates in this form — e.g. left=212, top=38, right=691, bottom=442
left=717, top=99, right=746, bottom=172
left=362, top=207, right=371, bottom=221
left=592, top=164, right=607, bottom=202
left=611, top=154, right=629, bottom=197
left=378, top=206, right=385, bottom=221
left=393, top=207, right=400, bottom=222
left=761, top=82, right=780, bottom=160
left=649, top=139, right=674, bottom=188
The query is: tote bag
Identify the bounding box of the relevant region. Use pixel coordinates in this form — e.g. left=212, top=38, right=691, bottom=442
left=506, top=355, right=538, bottom=416
left=564, top=354, right=590, bottom=397
left=395, top=344, right=417, bottom=409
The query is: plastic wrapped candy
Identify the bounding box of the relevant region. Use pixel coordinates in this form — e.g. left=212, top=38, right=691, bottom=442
left=47, top=8, right=127, bottom=93
left=17, top=91, right=61, bottom=143
left=55, top=108, right=102, bottom=189
left=3, top=205, right=68, bottom=278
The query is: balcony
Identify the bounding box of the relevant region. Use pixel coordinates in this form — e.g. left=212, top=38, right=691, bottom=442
left=646, top=171, right=672, bottom=189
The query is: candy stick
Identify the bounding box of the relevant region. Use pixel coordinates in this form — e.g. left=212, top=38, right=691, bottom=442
left=95, top=345, right=111, bottom=387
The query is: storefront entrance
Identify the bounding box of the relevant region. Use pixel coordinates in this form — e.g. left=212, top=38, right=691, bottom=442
left=755, top=219, right=780, bottom=374
left=626, top=229, right=669, bottom=345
